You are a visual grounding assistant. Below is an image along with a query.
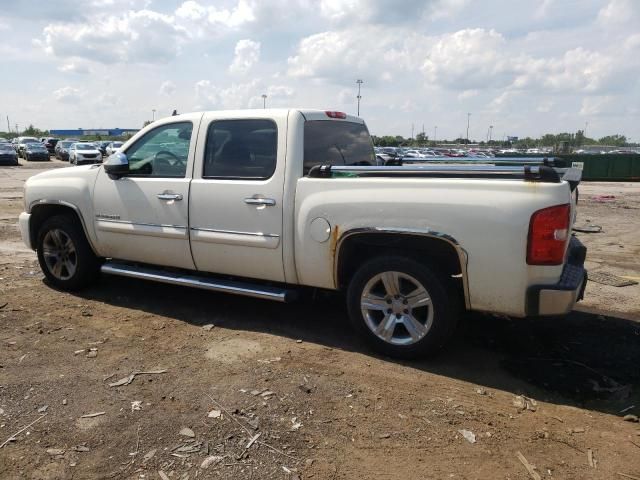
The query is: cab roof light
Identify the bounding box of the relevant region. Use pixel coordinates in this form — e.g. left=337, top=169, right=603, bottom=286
left=325, top=111, right=347, bottom=119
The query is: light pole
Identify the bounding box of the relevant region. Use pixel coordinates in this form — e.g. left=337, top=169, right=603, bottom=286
left=584, top=121, right=588, bottom=137
left=152, top=109, right=156, bottom=121
left=434, top=125, right=437, bottom=145
left=356, top=79, right=363, bottom=116
left=262, top=94, right=267, bottom=109
left=489, top=125, right=493, bottom=142
left=466, top=113, right=471, bottom=144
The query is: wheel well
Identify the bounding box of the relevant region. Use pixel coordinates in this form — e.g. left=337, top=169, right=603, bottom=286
left=336, top=233, right=465, bottom=290
left=29, top=204, right=87, bottom=250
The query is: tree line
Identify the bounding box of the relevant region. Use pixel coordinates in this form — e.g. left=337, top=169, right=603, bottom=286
left=372, top=130, right=634, bottom=148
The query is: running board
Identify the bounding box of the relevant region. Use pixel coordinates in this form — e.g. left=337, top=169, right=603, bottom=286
left=101, top=262, right=295, bottom=303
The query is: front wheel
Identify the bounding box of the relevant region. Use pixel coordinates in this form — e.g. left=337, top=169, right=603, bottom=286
left=347, top=256, right=458, bottom=359
left=36, top=215, right=100, bottom=290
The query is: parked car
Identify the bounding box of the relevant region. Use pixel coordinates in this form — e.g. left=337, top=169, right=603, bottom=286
left=24, top=142, right=50, bottom=161
left=14, top=137, right=40, bottom=157
left=42, top=137, right=60, bottom=154
left=105, top=141, right=123, bottom=155
left=55, top=140, right=77, bottom=161
left=0, top=143, right=19, bottom=165
left=69, top=142, right=102, bottom=165
left=18, top=109, right=587, bottom=359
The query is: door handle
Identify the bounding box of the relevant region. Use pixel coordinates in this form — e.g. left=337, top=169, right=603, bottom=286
left=157, top=192, right=183, bottom=201
left=244, top=197, right=276, bottom=206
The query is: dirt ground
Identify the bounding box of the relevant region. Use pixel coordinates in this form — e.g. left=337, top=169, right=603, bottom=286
left=1, top=159, right=639, bottom=480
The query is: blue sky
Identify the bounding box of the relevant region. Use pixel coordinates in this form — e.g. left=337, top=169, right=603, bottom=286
left=1, top=0, right=639, bottom=141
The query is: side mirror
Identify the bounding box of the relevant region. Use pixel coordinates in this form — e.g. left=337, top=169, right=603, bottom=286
left=104, top=152, right=129, bottom=178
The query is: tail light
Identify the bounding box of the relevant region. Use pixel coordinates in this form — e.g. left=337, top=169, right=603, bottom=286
left=325, top=111, right=347, bottom=119
left=527, top=204, right=570, bottom=265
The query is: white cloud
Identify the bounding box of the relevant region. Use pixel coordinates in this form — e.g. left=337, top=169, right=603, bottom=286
left=53, top=86, right=84, bottom=103
left=37, top=9, right=187, bottom=64
left=58, top=61, right=91, bottom=74
left=175, top=0, right=255, bottom=34
left=597, top=0, right=639, bottom=26
left=159, top=81, right=177, bottom=96
left=228, top=39, right=261, bottom=75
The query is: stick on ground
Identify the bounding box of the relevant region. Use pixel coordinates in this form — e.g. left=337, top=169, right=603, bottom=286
left=516, top=451, right=542, bottom=480
left=0, top=414, right=47, bottom=449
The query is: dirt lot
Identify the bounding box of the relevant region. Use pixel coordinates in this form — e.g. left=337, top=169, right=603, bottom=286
left=1, top=159, right=639, bottom=480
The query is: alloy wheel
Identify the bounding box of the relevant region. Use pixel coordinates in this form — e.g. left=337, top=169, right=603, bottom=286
left=360, top=271, right=434, bottom=346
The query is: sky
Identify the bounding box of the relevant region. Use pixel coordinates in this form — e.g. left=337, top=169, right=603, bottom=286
left=0, top=0, right=639, bottom=141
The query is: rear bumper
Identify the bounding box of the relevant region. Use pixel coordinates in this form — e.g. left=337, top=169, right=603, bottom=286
left=19, top=212, right=32, bottom=250
left=525, top=237, right=587, bottom=316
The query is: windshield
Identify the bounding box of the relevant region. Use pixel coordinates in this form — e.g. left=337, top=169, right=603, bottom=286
left=112, top=142, right=123, bottom=147
left=75, top=143, right=97, bottom=151
left=60, top=141, right=74, bottom=148
left=27, top=143, right=46, bottom=150
left=20, top=138, right=38, bottom=144
left=0, top=145, right=14, bottom=152
left=303, top=120, right=375, bottom=174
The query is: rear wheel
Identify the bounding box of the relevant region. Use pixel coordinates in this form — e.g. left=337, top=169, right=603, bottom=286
left=347, top=256, right=458, bottom=358
left=36, top=215, right=100, bottom=290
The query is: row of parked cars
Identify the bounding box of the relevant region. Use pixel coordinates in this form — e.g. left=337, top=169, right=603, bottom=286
left=0, top=136, right=123, bottom=166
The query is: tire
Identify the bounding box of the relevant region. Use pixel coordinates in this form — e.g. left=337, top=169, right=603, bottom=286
left=347, top=256, right=458, bottom=359
left=36, top=214, right=100, bottom=291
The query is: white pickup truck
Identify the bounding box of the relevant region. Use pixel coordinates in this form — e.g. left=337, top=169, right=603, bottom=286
left=19, top=109, right=587, bottom=358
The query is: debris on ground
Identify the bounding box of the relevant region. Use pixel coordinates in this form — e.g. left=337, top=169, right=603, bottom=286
left=200, top=455, right=224, bottom=469
left=573, top=224, right=603, bottom=233
left=86, top=348, right=98, bottom=358
left=158, top=470, right=170, bottom=480
left=131, top=401, right=142, bottom=412
left=207, top=409, right=222, bottom=419
left=108, top=369, right=168, bottom=387
left=37, top=405, right=48, bottom=413
left=588, top=448, right=596, bottom=468
left=46, top=448, right=65, bottom=456
left=459, top=429, right=476, bottom=444
left=623, top=415, right=639, bottom=423
left=513, top=395, right=538, bottom=412
left=179, top=427, right=195, bottom=438
left=591, top=195, right=616, bottom=202
left=72, top=445, right=90, bottom=452
left=589, top=271, right=638, bottom=287
left=516, top=451, right=541, bottom=480
left=81, top=412, right=105, bottom=418
left=0, top=414, right=47, bottom=449
left=202, top=324, right=215, bottom=331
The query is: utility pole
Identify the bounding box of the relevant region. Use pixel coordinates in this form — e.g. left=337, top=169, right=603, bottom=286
left=466, top=113, right=471, bottom=144
left=411, top=123, right=414, bottom=140
left=356, top=79, right=363, bottom=116
left=6, top=115, right=10, bottom=134
left=489, top=125, right=493, bottom=142
left=152, top=109, right=156, bottom=121
left=434, top=125, right=437, bottom=145
left=262, top=94, right=267, bottom=109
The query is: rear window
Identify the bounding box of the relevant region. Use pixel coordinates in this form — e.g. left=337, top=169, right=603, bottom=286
left=303, top=120, right=375, bottom=174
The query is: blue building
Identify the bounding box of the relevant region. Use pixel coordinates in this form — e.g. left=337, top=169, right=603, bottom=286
left=50, top=128, right=138, bottom=137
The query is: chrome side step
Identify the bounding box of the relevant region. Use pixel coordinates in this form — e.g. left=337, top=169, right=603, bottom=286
left=101, top=262, right=295, bottom=303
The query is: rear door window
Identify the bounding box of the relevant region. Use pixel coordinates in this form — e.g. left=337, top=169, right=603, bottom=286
left=303, top=120, right=375, bottom=174
left=203, top=119, right=277, bottom=179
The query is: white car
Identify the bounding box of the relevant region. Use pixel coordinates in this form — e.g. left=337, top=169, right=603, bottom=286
left=69, top=142, right=102, bottom=165
left=105, top=141, right=123, bottom=156
left=18, top=109, right=587, bottom=358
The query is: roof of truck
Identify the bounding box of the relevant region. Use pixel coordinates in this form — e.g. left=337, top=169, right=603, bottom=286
left=169, top=109, right=364, bottom=124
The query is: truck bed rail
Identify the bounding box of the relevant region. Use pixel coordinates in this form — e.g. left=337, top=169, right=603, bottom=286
left=308, top=164, right=564, bottom=183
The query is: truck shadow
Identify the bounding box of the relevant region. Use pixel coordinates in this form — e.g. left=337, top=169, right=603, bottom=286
left=75, top=276, right=640, bottom=416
